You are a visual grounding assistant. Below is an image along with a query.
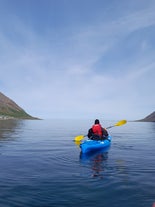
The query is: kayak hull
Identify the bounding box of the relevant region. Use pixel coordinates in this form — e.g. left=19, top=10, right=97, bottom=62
left=80, top=135, right=112, bottom=154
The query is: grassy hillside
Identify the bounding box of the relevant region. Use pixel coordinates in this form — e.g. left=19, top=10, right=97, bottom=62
left=0, top=92, right=38, bottom=119
left=0, top=107, right=35, bottom=119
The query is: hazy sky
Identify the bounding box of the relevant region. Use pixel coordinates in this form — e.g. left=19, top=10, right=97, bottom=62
left=0, top=0, right=155, bottom=120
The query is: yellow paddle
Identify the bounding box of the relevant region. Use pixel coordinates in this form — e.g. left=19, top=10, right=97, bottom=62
left=107, top=119, right=127, bottom=129
left=74, top=135, right=86, bottom=142
left=74, top=119, right=127, bottom=142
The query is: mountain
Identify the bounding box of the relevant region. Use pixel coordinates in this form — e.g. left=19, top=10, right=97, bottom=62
left=137, top=111, right=155, bottom=122
left=0, top=92, right=38, bottom=119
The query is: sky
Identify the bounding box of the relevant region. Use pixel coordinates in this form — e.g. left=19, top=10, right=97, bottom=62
left=0, top=0, right=155, bottom=120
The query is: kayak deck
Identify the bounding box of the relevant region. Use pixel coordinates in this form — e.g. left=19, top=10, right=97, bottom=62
left=80, top=135, right=112, bottom=154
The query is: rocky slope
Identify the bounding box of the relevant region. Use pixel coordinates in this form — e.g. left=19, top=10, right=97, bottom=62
left=137, top=111, right=155, bottom=122
left=0, top=92, right=38, bottom=119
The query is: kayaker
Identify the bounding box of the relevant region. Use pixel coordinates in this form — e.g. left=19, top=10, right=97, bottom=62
left=87, top=119, right=108, bottom=140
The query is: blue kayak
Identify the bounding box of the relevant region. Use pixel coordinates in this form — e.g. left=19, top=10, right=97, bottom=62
left=80, top=135, right=112, bottom=154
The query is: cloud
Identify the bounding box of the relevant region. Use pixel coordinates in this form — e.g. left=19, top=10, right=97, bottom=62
left=0, top=0, right=155, bottom=120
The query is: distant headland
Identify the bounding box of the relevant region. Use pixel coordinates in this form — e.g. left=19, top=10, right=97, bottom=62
left=0, top=92, right=39, bottom=120
left=136, top=111, right=155, bottom=122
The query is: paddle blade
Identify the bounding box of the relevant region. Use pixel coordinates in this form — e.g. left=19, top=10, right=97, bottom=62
left=75, top=140, right=81, bottom=147
left=74, top=135, right=85, bottom=142
left=114, top=120, right=127, bottom=126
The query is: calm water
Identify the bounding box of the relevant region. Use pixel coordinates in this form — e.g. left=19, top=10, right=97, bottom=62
left=0, top=119, right=155, bottom=207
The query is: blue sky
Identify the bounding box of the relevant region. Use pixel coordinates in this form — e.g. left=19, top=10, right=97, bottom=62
left=0, top=0, right=155, bottom=120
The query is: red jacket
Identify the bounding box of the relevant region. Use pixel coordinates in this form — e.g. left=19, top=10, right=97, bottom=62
left=92, top=124, right=103, bottom=136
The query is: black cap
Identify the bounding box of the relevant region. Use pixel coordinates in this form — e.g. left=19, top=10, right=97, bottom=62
left=95, top=119, right=100, bottom=124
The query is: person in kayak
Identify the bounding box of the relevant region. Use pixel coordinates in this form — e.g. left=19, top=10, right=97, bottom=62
left=87, top=119, right=108, bottom=140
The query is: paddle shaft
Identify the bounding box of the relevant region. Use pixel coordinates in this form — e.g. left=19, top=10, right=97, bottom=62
left=106, top=126, right=115, bottom=129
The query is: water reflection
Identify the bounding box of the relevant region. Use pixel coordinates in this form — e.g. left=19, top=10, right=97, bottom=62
left=91, top=152, right=108, bottom=178
left=0, top=120, right=24, bottom=140
left=80, top=149, right=109, bottom=178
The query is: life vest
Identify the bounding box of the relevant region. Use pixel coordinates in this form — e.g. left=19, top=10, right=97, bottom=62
left=92, top=124, right=103, bottom=136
